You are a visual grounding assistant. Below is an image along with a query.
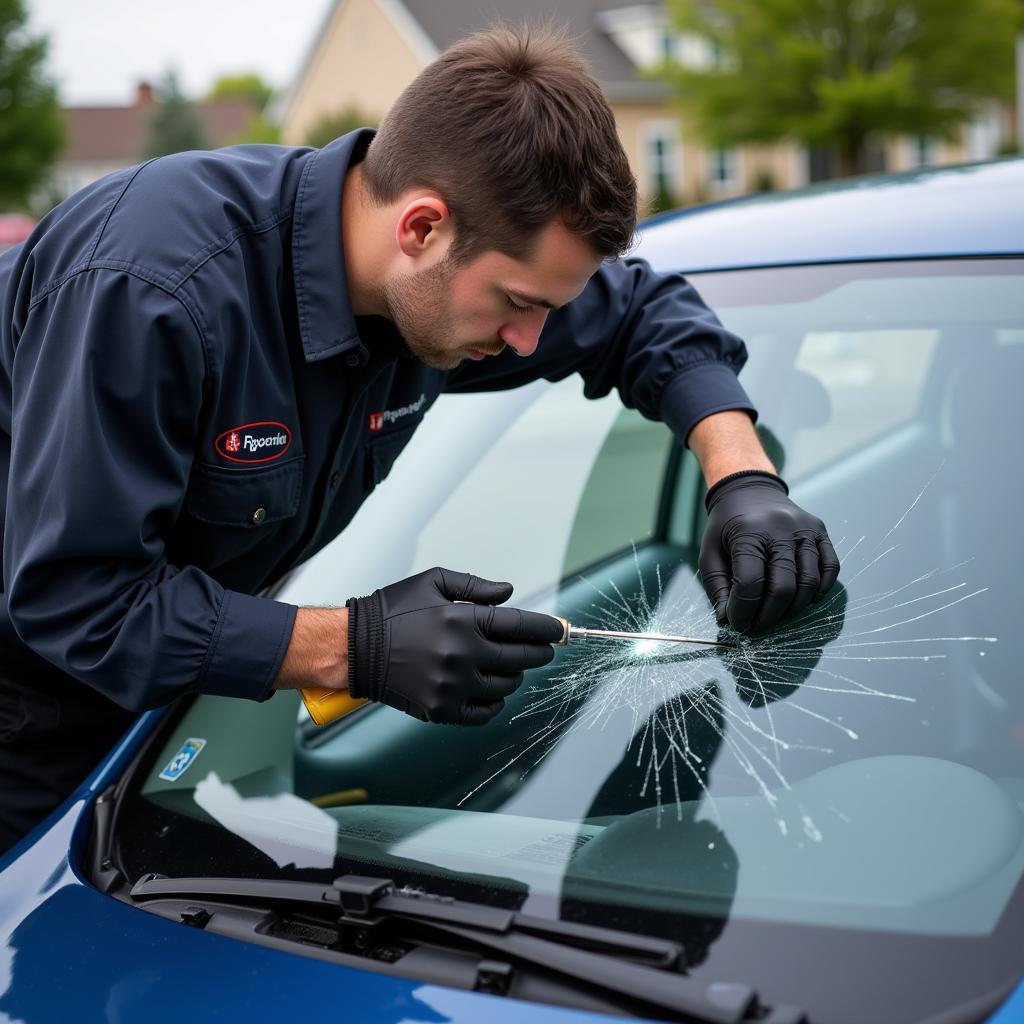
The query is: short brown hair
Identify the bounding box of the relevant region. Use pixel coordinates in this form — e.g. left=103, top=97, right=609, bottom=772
left=362, top=24, right=637, bottom=264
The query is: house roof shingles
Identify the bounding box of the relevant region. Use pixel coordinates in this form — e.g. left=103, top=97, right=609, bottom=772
left=61, top=98, right=258, bottom=164
left=401, top=0, right=662, bottom=95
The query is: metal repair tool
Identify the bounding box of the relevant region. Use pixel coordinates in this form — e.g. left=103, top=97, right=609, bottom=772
left=552, top=616, right=734, bottom=649
left=300, top=615, right=734, bottom=727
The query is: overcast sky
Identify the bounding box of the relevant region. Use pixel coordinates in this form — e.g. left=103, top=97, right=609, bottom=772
left=26, top=0, right=333, bottom=105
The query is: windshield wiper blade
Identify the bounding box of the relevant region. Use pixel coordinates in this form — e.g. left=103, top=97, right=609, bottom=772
left=130, top=872, right=677, bottom=963
left=131, top=873, right=806, bottom=1024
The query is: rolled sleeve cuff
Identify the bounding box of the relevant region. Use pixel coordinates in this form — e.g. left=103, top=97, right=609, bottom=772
left=198, top=590, right=298, bottom=703
left=659, top=361, right=758, bottom=446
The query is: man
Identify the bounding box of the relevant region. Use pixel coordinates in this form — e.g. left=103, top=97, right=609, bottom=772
left=0, top=27, right=838, bottom=851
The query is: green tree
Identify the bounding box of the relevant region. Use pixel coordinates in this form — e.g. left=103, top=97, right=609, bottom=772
left=206, top=72, right=274, bottom=110
left=143, top=69, right=209, bottom=158
left=303, top=106, right=376, bottom=148
left=662, top=0, right=1023, bottom=178
left=206, top=72, right=281, bottom=145
left=225, top=114, right=281, bottom=145
left=0, top=0, right=64, bottom=210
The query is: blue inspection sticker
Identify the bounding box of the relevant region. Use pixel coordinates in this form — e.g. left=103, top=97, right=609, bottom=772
left=158, top=738, right=207, bottom=782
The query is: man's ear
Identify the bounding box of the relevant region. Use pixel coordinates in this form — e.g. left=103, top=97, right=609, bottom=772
left=396, top=195, right=452, bottom=257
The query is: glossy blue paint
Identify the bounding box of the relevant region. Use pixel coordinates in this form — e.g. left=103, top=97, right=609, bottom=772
left=987, top=983, right=1024, bottom=1024
left=988, top=983, right=1024, bottom=1024
left=0, top=877, right=604, bottom=1023
left=638, top=158, right=1024, bottom=273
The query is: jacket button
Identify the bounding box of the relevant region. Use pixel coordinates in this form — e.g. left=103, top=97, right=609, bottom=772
left=251, top=507, right=267, bottom=525
left=344, top=353, right=360, bottom=367
left=329, top=472, right=341, bottom=489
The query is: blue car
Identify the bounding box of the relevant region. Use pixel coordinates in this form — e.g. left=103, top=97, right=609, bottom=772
left=2, top=158, right=1023, bottom=1024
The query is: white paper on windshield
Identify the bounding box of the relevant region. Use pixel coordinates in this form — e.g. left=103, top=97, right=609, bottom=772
left=193, top=771, right=337, bottom=870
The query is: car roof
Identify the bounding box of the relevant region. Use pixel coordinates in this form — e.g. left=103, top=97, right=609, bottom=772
left=637, top=157, right=1024, bottom=274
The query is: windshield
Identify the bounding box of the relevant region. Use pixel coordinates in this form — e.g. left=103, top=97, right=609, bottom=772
left=116, top=257, right=1024, bottom=1021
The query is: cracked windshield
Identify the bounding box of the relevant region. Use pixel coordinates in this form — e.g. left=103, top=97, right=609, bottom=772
left=122, top=257, right=1023, bottom=949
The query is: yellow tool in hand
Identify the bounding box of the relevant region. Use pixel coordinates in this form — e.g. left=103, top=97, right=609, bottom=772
left=300, top=687, right=367, bottom=727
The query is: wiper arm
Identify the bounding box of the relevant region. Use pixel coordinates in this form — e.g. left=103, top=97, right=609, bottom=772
left=132, top=872, right=677, bottom=964
left=131, top=873, right=805, bottom=1024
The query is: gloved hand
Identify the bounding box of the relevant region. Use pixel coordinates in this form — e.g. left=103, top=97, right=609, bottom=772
left=723, top=583, right=847, bottom=705
left=699, top=470, right=840, bottom=633
left=346, top=567, right=563, bottom=725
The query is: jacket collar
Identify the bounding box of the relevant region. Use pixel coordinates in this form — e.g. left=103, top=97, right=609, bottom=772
left=291, top=128, right=376, bottom=362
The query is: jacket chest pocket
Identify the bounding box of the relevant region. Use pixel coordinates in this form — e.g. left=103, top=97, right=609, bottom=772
left=186, top=457, right=305, bottom=527
left=364, top=423, right=419, bottom=492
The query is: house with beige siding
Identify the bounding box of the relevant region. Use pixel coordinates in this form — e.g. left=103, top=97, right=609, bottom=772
left=275, top=0, right=1011, bottom=210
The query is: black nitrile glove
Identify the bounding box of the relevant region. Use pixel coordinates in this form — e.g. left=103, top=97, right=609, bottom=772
left=699, top=470, right=840, bottom=633
left=346, top=567, right=563, bottom=725
left=723, top=584, right=848, bottom=706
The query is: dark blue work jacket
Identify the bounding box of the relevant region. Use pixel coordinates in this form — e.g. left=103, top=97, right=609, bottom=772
left=0, top=130, right=754, bottom=715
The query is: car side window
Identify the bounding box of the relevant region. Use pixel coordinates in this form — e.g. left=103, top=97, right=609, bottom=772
left=789, top=329, right=939, bottom=478
left=561, top=407, right=675, bottom=577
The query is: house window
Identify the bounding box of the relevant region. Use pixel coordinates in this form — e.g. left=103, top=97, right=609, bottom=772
left=907, top=135, right=939, bottom=169
left=966, top=106, right=1002, bottom=160
left=807, top=147, right=834, bottom=183
left=659, top=29, right=675, bottom=62
left=708, top=147, right=741, bottom=192
left=642, top=121, right=683, bottom=211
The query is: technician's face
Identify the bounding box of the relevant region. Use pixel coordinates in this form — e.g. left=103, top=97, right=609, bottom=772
left=383, top=219, right=602, bottom=371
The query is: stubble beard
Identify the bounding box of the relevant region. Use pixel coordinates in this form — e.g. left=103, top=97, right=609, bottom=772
left=383, top=258, right=466, bottom=371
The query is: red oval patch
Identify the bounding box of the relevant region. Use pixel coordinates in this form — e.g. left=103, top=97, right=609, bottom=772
left=215, top=421, right=292, bottom=464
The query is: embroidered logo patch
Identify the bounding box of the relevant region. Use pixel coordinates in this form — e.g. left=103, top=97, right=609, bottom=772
left=368, top=394, right=426, bottom=433
left=215, top=421, right=292, bottom=463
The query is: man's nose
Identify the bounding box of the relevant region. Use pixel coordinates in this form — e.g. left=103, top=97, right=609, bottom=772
left=499, top=312, right=548, bottom=357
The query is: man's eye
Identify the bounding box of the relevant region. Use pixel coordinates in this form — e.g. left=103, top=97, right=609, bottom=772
left=505, top=295, right=534, bottom=314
